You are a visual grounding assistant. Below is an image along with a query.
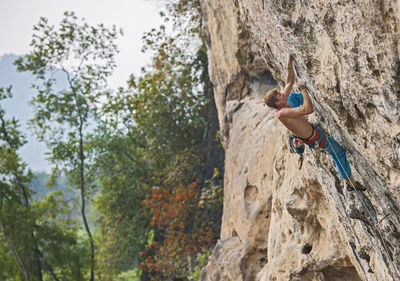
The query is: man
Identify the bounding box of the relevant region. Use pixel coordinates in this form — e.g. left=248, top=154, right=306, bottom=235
left=264, top=55, right=365, bottom=191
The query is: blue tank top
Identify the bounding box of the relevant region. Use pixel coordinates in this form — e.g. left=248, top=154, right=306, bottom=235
left=288, top=91, right=303, bottom=108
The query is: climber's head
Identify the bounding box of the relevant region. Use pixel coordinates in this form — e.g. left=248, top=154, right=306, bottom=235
left=264, top=88, right=285, bottom=109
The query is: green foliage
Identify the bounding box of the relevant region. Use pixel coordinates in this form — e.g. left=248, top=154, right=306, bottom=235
left=124, top=0, right=223, bottom=279
left=91, top=91, right=153, bottom=279
left=131, top=23, right=207, bottom=163
left=0, top=87, right=87, bottom=281
left=33, top=191, right=87, bottom=280
left=0, top=86, right=36, bottom=280
left=15, top=11, right=120, bottom=168
left=91, top=2, right=218, bottom=275
left=115, top=268, right=142, bottom=281
left=2, top=2, right=223, bottom=280
left=190, top=249, right=212, bottom=281
left=15, top=11, right=121, bottom=281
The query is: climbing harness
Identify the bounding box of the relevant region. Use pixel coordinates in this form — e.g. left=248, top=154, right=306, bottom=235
left=288, top=132, right=305, bottom=169
left=289, top=124, right=325, bottom=167
left=294, top=143, right=305, bottom=154
left=288, top=132, right=305, bottom=154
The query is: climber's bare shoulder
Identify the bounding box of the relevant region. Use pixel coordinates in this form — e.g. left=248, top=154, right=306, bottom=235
left=276, top=108, right=313, bottom=139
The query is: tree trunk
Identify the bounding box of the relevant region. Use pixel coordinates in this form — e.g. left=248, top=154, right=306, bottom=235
left=79, top=120, right=95, bottom=281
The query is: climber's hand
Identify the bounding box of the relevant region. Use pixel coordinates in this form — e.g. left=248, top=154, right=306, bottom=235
left=287, top=54, right=293, bottom=66
left=298, top=78, right=307, bottom=89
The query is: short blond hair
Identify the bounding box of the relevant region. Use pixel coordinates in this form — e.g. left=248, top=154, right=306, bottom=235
left=264, top=88, right=279, bottom=109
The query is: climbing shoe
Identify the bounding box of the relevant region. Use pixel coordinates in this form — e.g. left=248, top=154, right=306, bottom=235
left=346, top=181, right=367, bottom=192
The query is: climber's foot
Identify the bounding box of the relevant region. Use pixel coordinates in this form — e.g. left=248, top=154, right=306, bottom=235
left=346, top=181, right=367, bottom=192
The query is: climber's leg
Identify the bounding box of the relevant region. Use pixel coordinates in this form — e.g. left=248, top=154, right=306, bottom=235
left=324, top=136, right=351, bottom=179
left=324, top=136, right=366, bottom=191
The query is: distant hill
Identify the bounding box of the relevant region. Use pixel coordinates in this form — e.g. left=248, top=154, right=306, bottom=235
left=0, top=53, right=66, bottom=172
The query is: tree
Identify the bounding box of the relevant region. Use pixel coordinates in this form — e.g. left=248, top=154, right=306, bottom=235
left=0, top=86, right=87, bottom=281
left=0, top=86, right=37, bottom=280
left=127, top=0, right=224, bottom=279
left=93, top=94, right=153, bottom=279
left=92, top=1, right=224, bottom=275
left=15, top=12, right=121, bottom=281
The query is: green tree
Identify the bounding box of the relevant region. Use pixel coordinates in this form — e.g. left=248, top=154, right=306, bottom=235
left=93, top=93, right=152, bottom=280
left=128, top=0, right=224, bottom=279
left=0, top=87, right=86, bottom=281
left=0, top=86, right=44, bottom=281
left=92, top=10, right=218, bottom=276
left=15, top=11, right=121, bottom=281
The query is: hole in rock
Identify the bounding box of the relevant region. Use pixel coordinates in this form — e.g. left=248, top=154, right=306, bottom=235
left=372, top=69, right=381, bottom=79
left=244, top=185, right=258, bottom=203
left=354, top=104, right=366, bottom=121
left=302, top=243, right=312, bottom=254
left=259, top=257, right=268, bottom=267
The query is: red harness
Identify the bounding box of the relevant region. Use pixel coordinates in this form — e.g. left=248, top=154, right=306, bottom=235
left=296, top=124, right=326, bottom=148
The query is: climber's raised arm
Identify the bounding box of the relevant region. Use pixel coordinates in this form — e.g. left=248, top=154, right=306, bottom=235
left=282, top=54, right=294, bottom=98
left=277, top=79, right=313, bottom=120
left=298, top=79, right=313, bottom=115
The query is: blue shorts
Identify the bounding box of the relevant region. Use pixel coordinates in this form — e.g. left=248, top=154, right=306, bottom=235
left=306, top=127, right=352, bottom=180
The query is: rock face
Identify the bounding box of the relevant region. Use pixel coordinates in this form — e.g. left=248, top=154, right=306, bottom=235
left=200, top=0, right=400, bottom=280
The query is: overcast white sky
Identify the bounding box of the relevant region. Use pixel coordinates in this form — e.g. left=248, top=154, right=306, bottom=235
left=0, top=0, right=164, bottom=89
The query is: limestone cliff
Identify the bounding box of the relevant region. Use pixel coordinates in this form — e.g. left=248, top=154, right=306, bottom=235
left=200, top=0, right=400, bottom=280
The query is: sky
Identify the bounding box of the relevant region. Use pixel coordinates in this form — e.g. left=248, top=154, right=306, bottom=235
left=0, top=0, right=164, bottom=89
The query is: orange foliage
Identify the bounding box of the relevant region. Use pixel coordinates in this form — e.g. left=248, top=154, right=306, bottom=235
left=139, top=178, right=218, bottom=277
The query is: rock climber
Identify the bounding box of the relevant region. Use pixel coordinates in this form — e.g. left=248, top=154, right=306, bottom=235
left=263, top=55, right=366, bottom=191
